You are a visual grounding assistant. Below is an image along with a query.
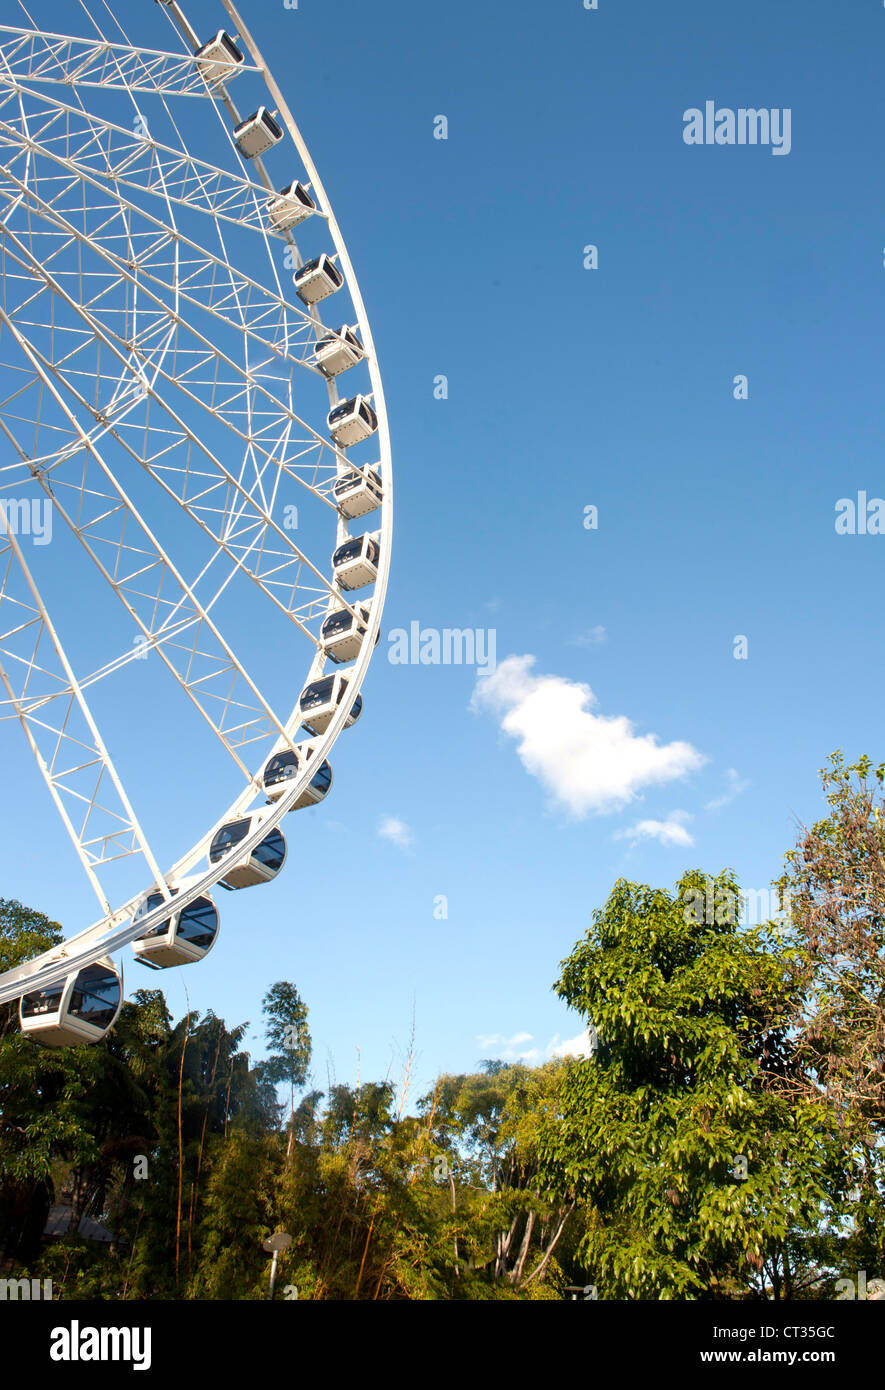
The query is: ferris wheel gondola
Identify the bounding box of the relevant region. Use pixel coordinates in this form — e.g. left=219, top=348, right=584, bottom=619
left=233, top=106, right=284, bottom=158
left=266, top=182, right=317, bottom=233
left=333, top=466, right=384, bottom=519
left=328, top=396, right=379, bottom=447
left=19, top=958, right=123, bottom=1047
left=332, top=534, right=381, bottom=589
left=295, top=254, right=344, bottom=305
left=209, top=816, right=288, bottom=890
left=262, top=743, right=333, bottom=809
left=320, top=603, right=377, bottom=663
left=314, top=326, right=365, bottom=378
left=194, top=31, right=245, bottom=87
left=131, top=891, right=220, bottom=969
left=298, top=673, right=363, bottom=736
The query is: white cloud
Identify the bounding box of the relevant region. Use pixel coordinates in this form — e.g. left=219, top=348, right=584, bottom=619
left=471, top=655, right=706, bottom=816
left=614, top=810, right=694, bottom=848
left=705, top=768, right=750, bottom=811
left=477, top=1030, right=532, bottom=1048
left=548, top=1030, right=595, bottom=1059
left=377, top=815, right=413, bottom=850
left=568, top=625, right=607, bottom=647
left=476, top=1031, right=539, bottom=1061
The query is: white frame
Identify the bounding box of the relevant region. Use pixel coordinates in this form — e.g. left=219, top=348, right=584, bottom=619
left=0, top=0, right=393, bottom=1012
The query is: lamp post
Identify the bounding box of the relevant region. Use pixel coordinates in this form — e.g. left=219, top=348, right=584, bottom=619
left=262, top=1231, right=292, bottom=1299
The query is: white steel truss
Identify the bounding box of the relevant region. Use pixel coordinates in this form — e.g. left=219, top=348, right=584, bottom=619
left=0, top=511, right=171, bottom=913
left=0, top=0, right=393, bottom=1007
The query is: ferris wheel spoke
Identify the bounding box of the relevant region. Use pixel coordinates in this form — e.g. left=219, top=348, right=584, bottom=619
left=0, top=165, right=353, bottom=503
left=0, top=524, right=170, bottom=913
left=0, top=302, right=303, bottom=780
left=0, top=219, right=366, bottom=646
left=0, top=110, right=324, bottom=363
left=0, top=25, right=259, bottom=98
left=0, top=73, right=297, bottom=242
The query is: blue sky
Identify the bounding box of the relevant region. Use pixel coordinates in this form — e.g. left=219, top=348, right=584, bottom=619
left=2, top=0, right=884, bottom=1102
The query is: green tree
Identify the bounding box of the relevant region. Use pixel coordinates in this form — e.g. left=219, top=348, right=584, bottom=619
left=538, top=871, right=845, bottom=1299
left=260, top=982, right=311, bottom=1164
left=418, top=1062, right=573, bottom=1295
left=778, top=751, right=885, bottom=1278
left=0, top=898, right=86, bottom=1260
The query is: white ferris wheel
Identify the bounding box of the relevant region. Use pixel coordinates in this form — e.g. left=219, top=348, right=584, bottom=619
left=0, top=0, right=392, bottom=1044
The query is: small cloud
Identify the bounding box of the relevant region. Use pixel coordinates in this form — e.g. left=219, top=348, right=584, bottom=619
left=568, top=625, right=607, bottom=648
left=477, top=1030, right=538, bottom=1061
left=471, top=655, right=706, bottom=817
left=477, top=1030, right=532, bottom=1048
left=548, top=1030, right=594, bottom=1059
left=614, top=810, right=694, bottom=848
left=705, top=768, right=750, bottom=811
left=377, top=815, right=413, bottom=850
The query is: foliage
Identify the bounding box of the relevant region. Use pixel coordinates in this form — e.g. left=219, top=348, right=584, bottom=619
left=777, top=751, right=885, bottom=1272
left=537, top=870, right=848, bottom=1299
left=2, top=756, right=883, bottom=1298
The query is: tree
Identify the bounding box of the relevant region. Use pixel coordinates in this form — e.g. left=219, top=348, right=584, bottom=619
left=778, top=751, right=885, bottom=1275
left=0, top=897, right=63, bottom=1039
left=0, top=898, right=83, bottom=1260
left=418, top=1062, right=573, bottom=1294
left=538, top=871, right=844, bottom=1299
left=260, top=982, right=311, bottom=1165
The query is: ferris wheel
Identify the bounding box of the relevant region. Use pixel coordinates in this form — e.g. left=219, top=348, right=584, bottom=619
left=0, top=0, right=392, bottom=1043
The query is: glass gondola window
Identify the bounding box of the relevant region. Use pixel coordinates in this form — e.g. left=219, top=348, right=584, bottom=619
left=324, top=611, right=349, bottom=636
left=136, top=891, right=169, bottom=940
left=298, top=257, right=343, bottom=286
left=335, top=471, right=364, bottom=496
left=323, top=607, right=365, bottom=638
left=335, top=468, right=380, bottom=493
left=176, top=899, right=218, bottom=950
left=315, top=326, right=362, bottom=359
left=327, top=398, right=376, bottom=431
left=300, top=676, right=336, bottom=710
left=67, top=965, right=121, bottom=1029
left=20, top=980, right=64, bottom=1017
left=332, top=468, right=383, bottom=518
left=264, top=749, right=299, bottom=785
left=281, top=182, right=313, bottom=208
left=253, top=829, right=286, bottom=872
left=334, top=537, right=379, bottom=568
left=209, top=819, right=251, bottom=862
left=311, top=761, right=332, bottom=793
